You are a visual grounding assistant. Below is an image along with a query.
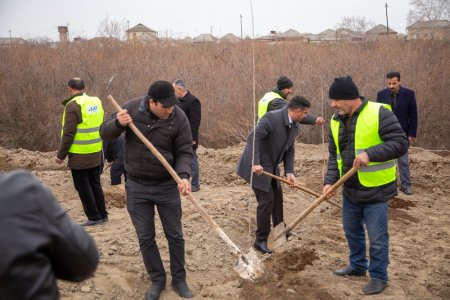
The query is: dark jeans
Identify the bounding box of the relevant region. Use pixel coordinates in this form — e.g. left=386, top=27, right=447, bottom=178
left=126, top=178, right=186, bottom=285
left=397, top=151, right=411, bottom=189
left=71, top=165, right=108, bottom=221
left=252, top=178, right=283, bottom=242
left=191, top=149, right=200, bottom=189
left=342, top=195, right=389, bottom=282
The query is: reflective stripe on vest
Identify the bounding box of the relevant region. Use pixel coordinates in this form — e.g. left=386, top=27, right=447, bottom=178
left=62, top=94, right=104, bottom=154
left=257, top=91, right=284, bottom=121
left=330, top=101, right=395, bottom=187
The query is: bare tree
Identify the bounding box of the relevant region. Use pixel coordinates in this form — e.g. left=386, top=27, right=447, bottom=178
left=97, top=17, right=128, bottom=40
left=337, top=16, right=376, bottom=35
left=407, top=0, right=450, bottom=25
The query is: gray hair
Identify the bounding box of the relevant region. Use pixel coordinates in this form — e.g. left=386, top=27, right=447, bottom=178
left=173, top=79, right=186, bottom=89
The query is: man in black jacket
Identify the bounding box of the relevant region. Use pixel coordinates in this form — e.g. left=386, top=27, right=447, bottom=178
left=173, top=79, right=201, bottom=192
left=323, top=77, right=408, bottom=295
left=237, top=96, right=313, bottom=254
left=0, top=170, right=99, bottom=300
left=100, top=80, right=193, bottom=300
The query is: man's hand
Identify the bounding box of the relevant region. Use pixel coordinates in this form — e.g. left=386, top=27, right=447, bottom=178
left=353, top=151, right=370, bottom=169
left=116, top=109, right=132, bottom=126
left=286, top=173, right=296, bottom=187
left=322, top=184, right=335, bottom=198
left=55, top=157, right=64, bottom=164
left=178, top=179, right=191, bottom=196
left=252, top=165, right=263, bottom=175
left=315, top=117, right=325, bottom=126
left=408, top=136, right=415, bottom=144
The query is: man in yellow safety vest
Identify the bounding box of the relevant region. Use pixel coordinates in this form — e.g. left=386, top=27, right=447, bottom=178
left=55, top=78, right=108, bottom=226
left=323, top=76, right=408, bottom=295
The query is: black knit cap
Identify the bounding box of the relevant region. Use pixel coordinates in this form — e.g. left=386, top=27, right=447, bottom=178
left=277, top=76, right=293, bottom=90
left=147, top=80, right=178, bottom=106
left=328, top=76, right=360, bottom=100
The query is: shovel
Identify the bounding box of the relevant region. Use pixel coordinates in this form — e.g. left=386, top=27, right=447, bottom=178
left=107, top=95, right=264, bottom=282
left=267, top=167, right=357, bottom=251
left=261, top=171, right=342, bottom=209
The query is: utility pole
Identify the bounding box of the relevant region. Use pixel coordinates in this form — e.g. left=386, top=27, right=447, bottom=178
left=8, top=30, right=12, bottom=44
left=385, top=3, right=390, bottom=40
left=240, top=14, right=243, bottom=38
left=210, top=26, right=213, bottom=36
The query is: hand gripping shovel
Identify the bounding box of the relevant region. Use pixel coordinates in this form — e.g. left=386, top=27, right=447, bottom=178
left=261, top=171, right=342, bottom=209
left=267, top=167, right=357, bottom=251
left=107, top=95, right=264, bottom=282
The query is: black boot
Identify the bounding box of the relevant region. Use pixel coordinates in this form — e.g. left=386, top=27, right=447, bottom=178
left=334, top=265, right=366, bottom=277
left=145, top=284, right=165, bottom=300
left=253, top=240, right=273, bottom=254
left=363, top=278, right=387, bottom=295
left=172, top=281, right=193, bottom=298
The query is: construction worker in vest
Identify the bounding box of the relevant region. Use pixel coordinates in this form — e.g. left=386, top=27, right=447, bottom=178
left=55, top=78, right=108, bottom=226
left=322, top=77, right=408, bottom=295
left=257, top=75, right=325, bottom=126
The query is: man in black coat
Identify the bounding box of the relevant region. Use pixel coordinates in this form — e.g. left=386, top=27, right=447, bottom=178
left=173, top=79, right=202, bottom=192
left=0, top=170, right=99, bottom=300
left=237, top=96, right=314, bottom=254
left=377, top=71, right=418, bottom=195
left=100, top=81, right=193, bottom=300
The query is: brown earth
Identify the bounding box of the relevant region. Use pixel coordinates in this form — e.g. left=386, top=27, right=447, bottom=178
left=0, top=144, right=449, bottom=300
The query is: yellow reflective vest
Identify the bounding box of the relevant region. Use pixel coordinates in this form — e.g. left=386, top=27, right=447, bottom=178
left=62, top=94, right=104, bottom=154
left=330, top=101, right=396, bottom=187
left=257, top=91, right=284, bottom=121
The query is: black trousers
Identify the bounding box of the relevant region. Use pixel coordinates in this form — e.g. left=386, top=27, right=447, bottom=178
left=71, top=165, right=108, bottom=221
left=126, top=178, right=186, bottom=285
left=252, top=178, right=284, bottom=242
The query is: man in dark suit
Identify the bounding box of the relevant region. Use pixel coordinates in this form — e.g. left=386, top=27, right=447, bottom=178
left=237, top=96, right=316, bottom=254
left=377, top=71, right=418, bottom=195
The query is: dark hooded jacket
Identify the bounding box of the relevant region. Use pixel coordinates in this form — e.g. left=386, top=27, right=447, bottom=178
left=324, top=99, right=408, bottom=203
left=100, top=96, right=193, bottom=185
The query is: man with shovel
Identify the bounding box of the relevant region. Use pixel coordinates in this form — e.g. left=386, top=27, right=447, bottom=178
left=100, top=80, right=193, bottom=300
left=323, top=76, right=408, bottom=295
left=237, top=95, right=314, bottom=254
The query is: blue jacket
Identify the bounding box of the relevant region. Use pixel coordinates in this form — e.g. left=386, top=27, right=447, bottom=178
left=376, top=86, right=418, bottom=138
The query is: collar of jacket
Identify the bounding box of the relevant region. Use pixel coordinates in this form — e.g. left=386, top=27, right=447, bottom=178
left=179, top=91, right=192, bottom=102
left=138, top=96, right=175, bottom=120
left=332, top=97, right=369, bottom=122
left=271, top=88, right=287, bottom=99
left=282, top=106, right=297, bottom=128
left=62, top=92, right=84, bottom=106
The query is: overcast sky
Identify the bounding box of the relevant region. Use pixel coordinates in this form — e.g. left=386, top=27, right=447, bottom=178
left=0, top=0, right=411, bottom=40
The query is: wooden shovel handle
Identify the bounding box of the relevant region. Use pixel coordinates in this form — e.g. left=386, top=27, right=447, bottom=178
left=107, top=95, right=243, bottom=256
left=261, top=171, right=342, bottom=209
left=272, top=167, right=358, bottom=242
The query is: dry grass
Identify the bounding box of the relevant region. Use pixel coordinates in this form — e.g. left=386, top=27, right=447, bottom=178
left=0, top=39, right=448, bottom=151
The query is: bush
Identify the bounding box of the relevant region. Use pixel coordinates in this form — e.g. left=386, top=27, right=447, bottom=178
left=0, top=39, right=448, bottom=151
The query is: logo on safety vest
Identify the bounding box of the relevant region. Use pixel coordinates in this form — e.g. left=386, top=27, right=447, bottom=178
left=87, top=105, right=99, bottom=113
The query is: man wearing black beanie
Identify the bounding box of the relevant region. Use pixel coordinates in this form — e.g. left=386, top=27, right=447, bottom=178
left=257, top=76, right=325, bottom=126
left=323, top=76, right=408, bottom=295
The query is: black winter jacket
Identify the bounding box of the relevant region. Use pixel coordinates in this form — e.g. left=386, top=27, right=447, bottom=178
left=100, top=96, right=193, bottom=185
left=176, top=91, right=201, bottom=149
left=324, top=99, right=408, bottom=203
left=0, top=171, right=99, bottom=300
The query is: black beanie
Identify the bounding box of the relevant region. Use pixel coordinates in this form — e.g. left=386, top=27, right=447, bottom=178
left=328, top=76, right=360, bottom=100
left=277, top=76, right=293, bottom=90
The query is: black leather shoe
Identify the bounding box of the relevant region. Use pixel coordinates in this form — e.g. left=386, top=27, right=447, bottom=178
left=81, top=219, right=103, bottom=226
left=334, top=265, right=366, bottom=277
left=191, top=186, right=200, bottom=192
left=363, top=278, right=387, bottom=295
left=253, top=240, right=273, bottom=254
left=102, top=216, right=109, bottom=222
left=400, top=186, right=413, bottom=195
left=172, top=281, right=193, bottom=298
left=145, top=284, right=165, bottom=300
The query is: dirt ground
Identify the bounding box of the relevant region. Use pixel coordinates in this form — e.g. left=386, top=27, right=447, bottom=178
left=0, top=143, right=449, bottom=300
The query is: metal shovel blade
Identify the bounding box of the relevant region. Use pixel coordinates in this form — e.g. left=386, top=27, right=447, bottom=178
left=267, top=222, right=288, bottom=251
left=233, top=248, right=265, bottom=282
